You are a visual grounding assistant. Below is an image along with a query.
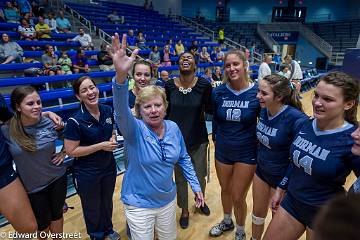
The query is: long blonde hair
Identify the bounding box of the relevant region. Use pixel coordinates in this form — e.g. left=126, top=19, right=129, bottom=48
left=222, top=49, right=250, bottom=84
left=9, top=86, right=38, bottom=152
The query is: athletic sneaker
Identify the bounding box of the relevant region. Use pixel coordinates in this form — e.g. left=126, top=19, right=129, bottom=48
left=209, top=219, right=235, bottom=237
left=235, top=231, right=246, bottom=240
left=105, top=231, right=121, bottom=240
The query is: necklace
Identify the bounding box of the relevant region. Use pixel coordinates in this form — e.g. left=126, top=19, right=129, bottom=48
left=178, top=86, right=192, bottom=94
left=176, top=77, right=197, bottom=95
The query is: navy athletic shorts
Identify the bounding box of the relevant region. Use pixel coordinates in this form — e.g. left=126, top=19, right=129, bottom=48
left=280, top=192, right=320, bottom=229
left=255, top=166, right=283, bottom=189
left=0, top=163, right=16, bottom=189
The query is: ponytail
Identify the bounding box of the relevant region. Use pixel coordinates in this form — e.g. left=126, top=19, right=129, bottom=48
left=9, top=112, right=37, bottom=152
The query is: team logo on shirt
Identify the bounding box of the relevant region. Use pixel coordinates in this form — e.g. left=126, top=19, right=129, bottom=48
left=293, top=136, right=330, bottom=161
left=106, top=118, right=112, bottom=125
left=222, top=100, right=249, bottom=108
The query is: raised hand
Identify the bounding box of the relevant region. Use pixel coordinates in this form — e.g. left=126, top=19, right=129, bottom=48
left=108, top=33, right=139, bottom=83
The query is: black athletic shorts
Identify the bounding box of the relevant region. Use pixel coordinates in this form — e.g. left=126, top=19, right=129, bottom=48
left=28, top=174, right=67, bottom=231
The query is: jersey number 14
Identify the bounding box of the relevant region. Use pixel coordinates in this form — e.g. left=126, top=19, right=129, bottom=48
left=293, top=150, right=313, bottom=175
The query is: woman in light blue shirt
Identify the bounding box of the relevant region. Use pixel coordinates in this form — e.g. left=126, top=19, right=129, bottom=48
left=110, top=33, right=204, bottom=240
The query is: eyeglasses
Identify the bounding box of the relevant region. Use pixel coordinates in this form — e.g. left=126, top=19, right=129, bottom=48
left=159, top=139, right=167, bottom=162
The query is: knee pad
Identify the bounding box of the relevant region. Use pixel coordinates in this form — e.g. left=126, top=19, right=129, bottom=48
left=252, top=213, right=265, bottom=225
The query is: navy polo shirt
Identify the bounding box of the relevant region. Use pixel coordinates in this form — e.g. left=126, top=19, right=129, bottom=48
left=64, top=103, right=115, bottom=172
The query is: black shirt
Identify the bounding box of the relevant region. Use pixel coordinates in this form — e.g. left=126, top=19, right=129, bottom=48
left=165, top=77, right=212, bottom=150
left=97, top=50, right=113, bottom=66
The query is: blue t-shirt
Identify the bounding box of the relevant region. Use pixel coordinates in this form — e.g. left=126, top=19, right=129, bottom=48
left=212, top=82, right=260, bottom=151
left=64, top=104, right=115, bottom=172
left=287, top=119, right=360, bottom=206
left=257, top=106, right=308, bottom=177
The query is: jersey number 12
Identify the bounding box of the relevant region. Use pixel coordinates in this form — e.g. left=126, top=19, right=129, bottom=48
left=226, top=109, right=241, bottom=122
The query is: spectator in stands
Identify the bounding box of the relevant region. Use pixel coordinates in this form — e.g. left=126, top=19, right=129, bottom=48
left=0, top=9, right=5, bottom=22
left=143, top=0, right=149, bottom=10
left=149, top=1, right=153, bottom=10
left=126, top=29, right=136, bottom=49
left=64, top=76, right=120, bottom=240
left=156, top=70, right=169, bottom=88
left=30, top=0, right=44, bottom=17
left=0, top=33, right=23, bottom=64
left=166, top=39, right=175, bottom=56
left=218, top=27, right=224, bottom=47
left=188, top=40, right=199, bottom=57
left=203, top=67, right=215, bottom=85
left=313, top=194, right=360, bottom=240
left=23, top=12, right=34, bottom=25
left=136, top=31, right=146, bottom=50
left=249, top=43, right=256, bottom=63
left=149, top=45, right=160, bottom=76
left=4, top=1, right=20, bottom=23
left=258, top=54, right=272, bottom=81
left=199, top=46, right=212, bottom=63
left=162, top=45, right=172, bottom=67
left=284, top=55, right=303, bottom=92
left=175, top=39, right=185, bottom=55
left=278, top=64, right=291, bottom=79
left=56, top=10, right=71, bottom=33
left=245, top=48, right=250, bottom=71
left=17, top=0, right=31, bottom=15
left=107, top=10, right=124, bottom=24
left=57, top=51, right=72, bottom=75
left=68, top=28, right=93, bottom=50
left=2, top=86, right=67, bottom=238
left=18, top=18, right=36, bottom=40
left=35, top=16, right=51, bottom=40
left=45, top=12, right=57, bottom=32
left=214, top=46, right=224, bottom=62
left=212, top=66, right=222, bottom=82
left=42, top=45, right=62, bottom=76
left=72, top=48, right=90, bottom=73
left=97, top=42, right=114, bottom=72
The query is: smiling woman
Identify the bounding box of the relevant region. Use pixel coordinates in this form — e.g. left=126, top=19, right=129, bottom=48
left=110, top=33, right=204, bottom=240
left=64, top=76, right=120, bottom=240
left=263, top=71, right=360, bottom=240
left=1, top=86, right=67, bottom=237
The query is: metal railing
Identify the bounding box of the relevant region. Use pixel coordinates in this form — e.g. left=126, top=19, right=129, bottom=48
left=256, top=24, right=280, bottom=56
left=64, top=3, right=145, bottom=62
left=259, top=22, right=333, bottom=59
left=64, top=3, right=93, bottom=34
left=174, top=15, right=216, bottom=41
left=173, top=15, right=263, bottom=63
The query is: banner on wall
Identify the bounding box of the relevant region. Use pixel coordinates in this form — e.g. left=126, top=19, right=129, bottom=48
left=268, top=32, right=299, bottom=43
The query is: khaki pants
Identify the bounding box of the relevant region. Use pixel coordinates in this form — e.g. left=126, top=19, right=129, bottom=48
left=174, top=142, right=208, bottom=209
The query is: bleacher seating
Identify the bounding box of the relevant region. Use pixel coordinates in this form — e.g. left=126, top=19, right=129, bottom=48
left=307, top=20, right=360, bottom=54
left=199, top=20, right=271, bottom=54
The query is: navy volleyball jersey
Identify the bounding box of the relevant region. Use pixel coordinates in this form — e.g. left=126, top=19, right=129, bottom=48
left=64, top=104, right=115, bottom=172
left=257, top=106, right=308, bottom=177
left=287, top=119, right=360, bottom=206
left=212, top=83, right=260, bottom=160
